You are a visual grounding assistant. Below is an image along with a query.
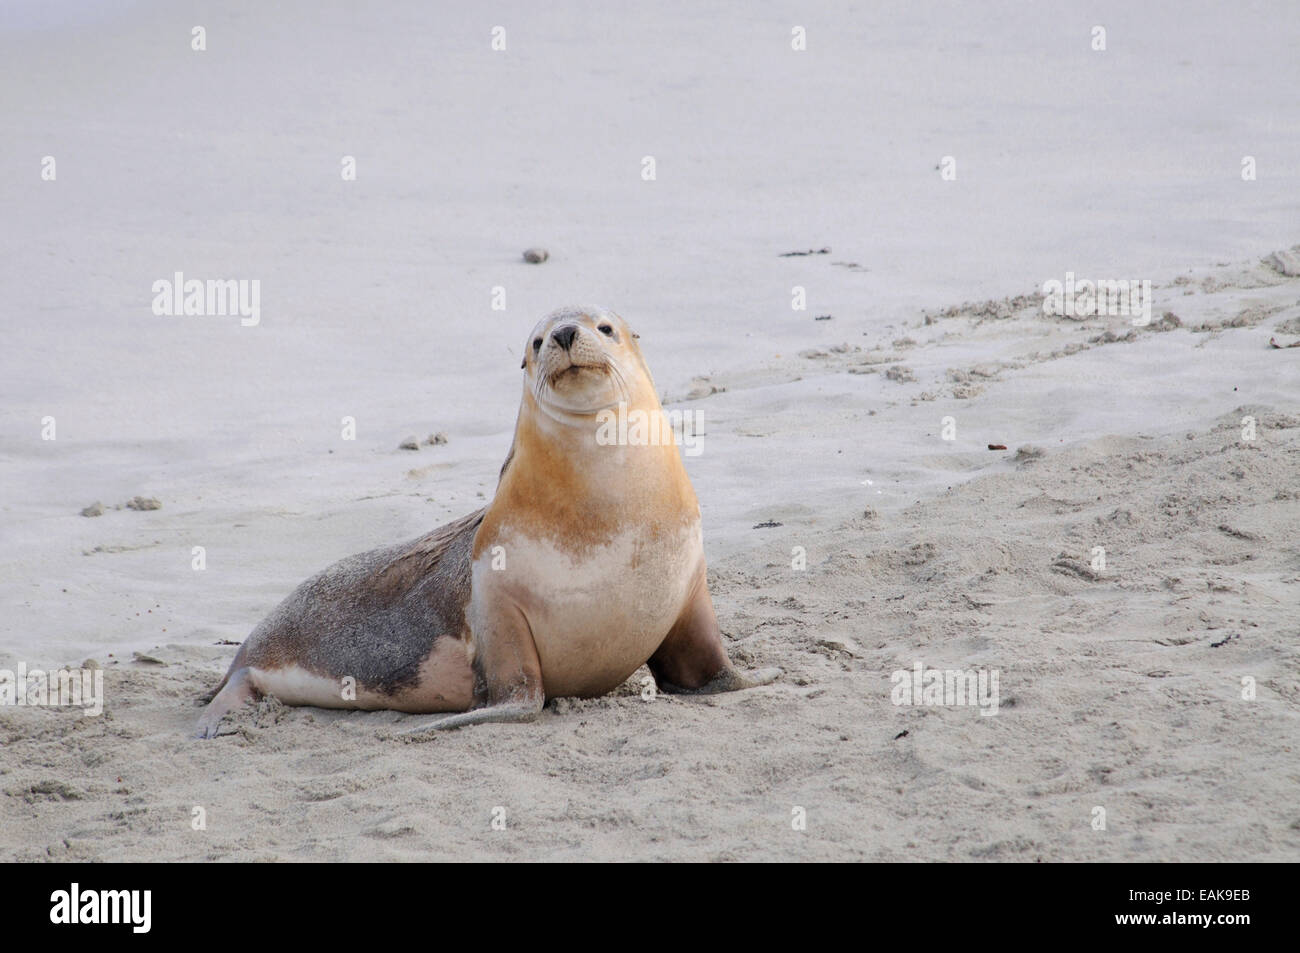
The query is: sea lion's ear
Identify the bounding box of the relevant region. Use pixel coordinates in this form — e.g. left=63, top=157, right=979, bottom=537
left=520, top=354, right=526, bottom=369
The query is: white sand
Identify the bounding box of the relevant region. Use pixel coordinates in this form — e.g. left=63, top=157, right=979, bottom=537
left=1, top=0, right=1298, bottom=861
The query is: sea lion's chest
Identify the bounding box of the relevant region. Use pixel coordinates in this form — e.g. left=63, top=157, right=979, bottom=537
left=470, top=518, right=703, bottom=698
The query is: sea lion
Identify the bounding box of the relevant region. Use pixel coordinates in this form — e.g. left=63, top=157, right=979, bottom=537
left=195, top=305, right=778, bottom=738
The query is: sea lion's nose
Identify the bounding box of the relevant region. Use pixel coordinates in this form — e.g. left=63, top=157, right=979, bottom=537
left=551, top=325, right=579, bottom=350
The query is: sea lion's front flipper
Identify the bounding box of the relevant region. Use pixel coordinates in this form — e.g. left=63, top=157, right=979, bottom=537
left=647, top=572, right=782, bottom=695
left=398, top=602, right=543, bottom=733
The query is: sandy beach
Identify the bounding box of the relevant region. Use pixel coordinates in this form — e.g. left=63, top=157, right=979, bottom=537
left=2, top=0, right=1298, bottom=862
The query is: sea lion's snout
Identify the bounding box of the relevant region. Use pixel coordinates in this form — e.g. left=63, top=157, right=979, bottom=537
left=551, top=324, right=579, bottom=350
left=541, top=322, right=606, bottom=377
left=523, top=306, right=644, bottom=417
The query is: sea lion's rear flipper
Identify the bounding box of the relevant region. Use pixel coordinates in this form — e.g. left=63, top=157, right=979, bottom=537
left=647, top=572, right=782, bottom=694
left=398, top=700, right=543, bottom=732
left=193, top=666, right=258, bottom=739
left=397, top=602, right=543, bottom=733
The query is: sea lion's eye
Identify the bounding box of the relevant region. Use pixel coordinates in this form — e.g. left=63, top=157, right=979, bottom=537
left=532, top=337, right=543, bottom=353
left=598, top=324, right=615, bottom=336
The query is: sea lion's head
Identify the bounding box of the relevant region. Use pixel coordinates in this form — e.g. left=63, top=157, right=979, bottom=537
left=521, top=305, right=653, bottom=420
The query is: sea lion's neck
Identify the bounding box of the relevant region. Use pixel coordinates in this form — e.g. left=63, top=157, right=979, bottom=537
left=494, top=391, right=695, bottom=517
